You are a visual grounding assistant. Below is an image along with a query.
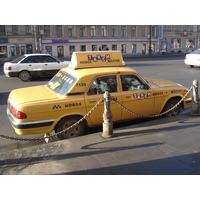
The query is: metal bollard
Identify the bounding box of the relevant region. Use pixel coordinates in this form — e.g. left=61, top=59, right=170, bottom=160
left=191, top=79, right=200, bottom=116
left=102, top=91, right=113, bottom=138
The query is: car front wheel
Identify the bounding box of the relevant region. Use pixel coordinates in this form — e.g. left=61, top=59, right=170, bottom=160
left=19, top=71, right=31, bottom=81
left=162, top=99, right=180, bottom=117
left=55, top=116, right=85, bottom=140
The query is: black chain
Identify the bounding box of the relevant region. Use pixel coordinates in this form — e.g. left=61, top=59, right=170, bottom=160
left=0, top=134, right=44, bottom=141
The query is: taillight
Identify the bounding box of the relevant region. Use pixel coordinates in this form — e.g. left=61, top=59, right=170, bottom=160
left=10, top=105, right=27, bottom=119
left=6, top=66, right=12, bottom=70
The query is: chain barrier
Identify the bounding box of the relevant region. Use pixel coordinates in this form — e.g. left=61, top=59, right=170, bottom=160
left=0, top=97, right=104, bottom=142
left=0, top=84, right=193, bottom=142
left=112, top=85, right=193, bottom=118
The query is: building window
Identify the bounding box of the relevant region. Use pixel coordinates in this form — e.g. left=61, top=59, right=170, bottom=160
left=112, top=44, right=117, bottom=50
left=12, top=25, right=19, bottom=35
left=69, top=45, right=75, bottom=55
left=121, top=44, right=126, bottom=53
left=151, top=26, right=156, bottom=37
left=141, top=26, right=147, bottom=37
left=0, top=25, right=5, bottom=35
left=132, top=26, right=137, bottom=37
left=10, top=45, right=16, bottom=56
left=121, top=26, right=127, bottom=37
left=80, top=45, right=86, bottom=51
left=112, top=26, right=117, bottom=37
left=171, top=38, right=181, bottom=48
left=101, top=26, right=107, bottom=37
left=68, top=26, right=75, bottom=37
left=56, top=25, right=63, bottom=37
left=57, top=46, right=64, bottom=57
left=91, top=26, right=96, bottom=37
left=80, top=26, right=86, bottom=37
left=186, top=39, right=195, bottom=48
left=163, top=25, right=172, bottom=31
left=25, top=25, right=32, bottom=35
left=44, top=25, right=50, bottom=37
left=92, top=45, right=97, bottom=51
left=174, top=25, right=182, bottom=31
left=0, top=46, right=7, bottom=57
left=45, top=46, right=52, bottom=55
left=132, top=44, right=137, bottom=53
left=183, top=25, right=190, bottom=31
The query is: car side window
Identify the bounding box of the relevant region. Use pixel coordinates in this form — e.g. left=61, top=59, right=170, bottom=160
left=41, top=56, right=58, bottom=63
left=88, top=75, right=117, bottom=95
left=120, top=75, right=145, bottom=91
left=21, top=56, right=41, bottom=63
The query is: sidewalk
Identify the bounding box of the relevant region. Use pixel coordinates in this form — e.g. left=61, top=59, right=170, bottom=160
left=1, top=111, right=200, bottom=175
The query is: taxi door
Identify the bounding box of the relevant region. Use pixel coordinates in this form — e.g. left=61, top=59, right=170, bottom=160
left=84, top=74, right=122, bottom=126
left=120, top=74, right=155, bottom=120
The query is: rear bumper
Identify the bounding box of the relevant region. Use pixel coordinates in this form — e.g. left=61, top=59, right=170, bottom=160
left=7, top=108, right=55, bottom=135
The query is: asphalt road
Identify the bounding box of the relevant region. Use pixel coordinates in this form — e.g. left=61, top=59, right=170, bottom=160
left=0, top=56, right=199, bottom=152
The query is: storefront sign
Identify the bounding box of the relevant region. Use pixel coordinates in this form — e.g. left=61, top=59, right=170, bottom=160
left=176, top=32, right=192, bottom=37
left=52, top=39, right=69, bottom=43
left=43, top=38, right=158, bottom=44
left=0, top=38, right=8, bottom=43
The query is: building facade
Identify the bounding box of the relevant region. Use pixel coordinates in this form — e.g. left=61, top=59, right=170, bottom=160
left=2, top=25, right=199, bottom=59
left=0, top=25, right=35, bottom=58
left=40, top=25, right=159, bottom=57
left=161, top=25, right=200, bottom=53
left=0, top=25, right=159, bottom=59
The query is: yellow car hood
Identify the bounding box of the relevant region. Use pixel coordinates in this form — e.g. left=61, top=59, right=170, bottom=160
left=145, top=78, right=183, bottom=88
left=9, top=85, right=58, bottom=107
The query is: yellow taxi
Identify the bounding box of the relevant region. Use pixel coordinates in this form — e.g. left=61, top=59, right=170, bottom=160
left=7, top=51, right=191, bottom=139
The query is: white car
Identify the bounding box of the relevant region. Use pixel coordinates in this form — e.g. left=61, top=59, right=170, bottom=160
left=4, top=54, right=70, bottom=81
left=184, top=49, right=200, bottom=68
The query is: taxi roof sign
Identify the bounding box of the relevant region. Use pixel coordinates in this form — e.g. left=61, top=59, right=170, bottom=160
left=68, top=51, right=125, bottom=69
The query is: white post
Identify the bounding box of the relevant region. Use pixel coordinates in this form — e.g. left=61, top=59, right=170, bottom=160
left=191, top=79, right=200, bottom=116
left=102, top=91, right=113, bottom=138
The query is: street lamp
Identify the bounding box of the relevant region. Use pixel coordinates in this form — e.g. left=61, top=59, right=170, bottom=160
left=148, top=25, right=152, bottom=55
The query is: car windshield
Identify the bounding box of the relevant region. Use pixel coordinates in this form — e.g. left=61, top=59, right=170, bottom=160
left=47, top=71, right=77, bottom=95
left=11, top=55, right=26, bottom=63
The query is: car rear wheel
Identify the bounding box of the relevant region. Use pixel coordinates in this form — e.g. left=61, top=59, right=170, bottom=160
left=19, top=71, right=31, bottom=81
left=162, top=99, right=180, bottom=117
left=55, top=116, right=85, bottom=140
left=190, top=65, right=194, bottom=68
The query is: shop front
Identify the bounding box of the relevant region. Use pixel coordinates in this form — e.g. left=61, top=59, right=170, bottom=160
left=0, top=38, right=8, bottom=58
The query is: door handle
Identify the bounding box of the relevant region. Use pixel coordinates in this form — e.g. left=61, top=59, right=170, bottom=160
left=89, top=100, right=96, bottom=103
left=125, top=95, right=132, bottom=98
left=29, top=64, right=32, bottom=66
left=45, top=64, right=48, bottom=66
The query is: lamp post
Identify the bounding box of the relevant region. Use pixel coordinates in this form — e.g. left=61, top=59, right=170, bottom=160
left=148, top=25, right=152, bottom=55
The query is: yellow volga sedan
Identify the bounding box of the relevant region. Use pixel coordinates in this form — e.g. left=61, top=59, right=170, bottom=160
left=7, top=51, right=191, bottom=139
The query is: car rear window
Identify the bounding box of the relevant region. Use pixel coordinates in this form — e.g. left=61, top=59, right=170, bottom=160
left=11, top=55, right=26, bottom=63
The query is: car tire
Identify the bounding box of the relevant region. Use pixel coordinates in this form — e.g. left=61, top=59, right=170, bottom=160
left=190, top=65, right=194, bottom=68
left=55, top=116, right=85, bottom=140
left=162, top=99, right=180, bottom=117
left=19, top=71, right=31, bottom=82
